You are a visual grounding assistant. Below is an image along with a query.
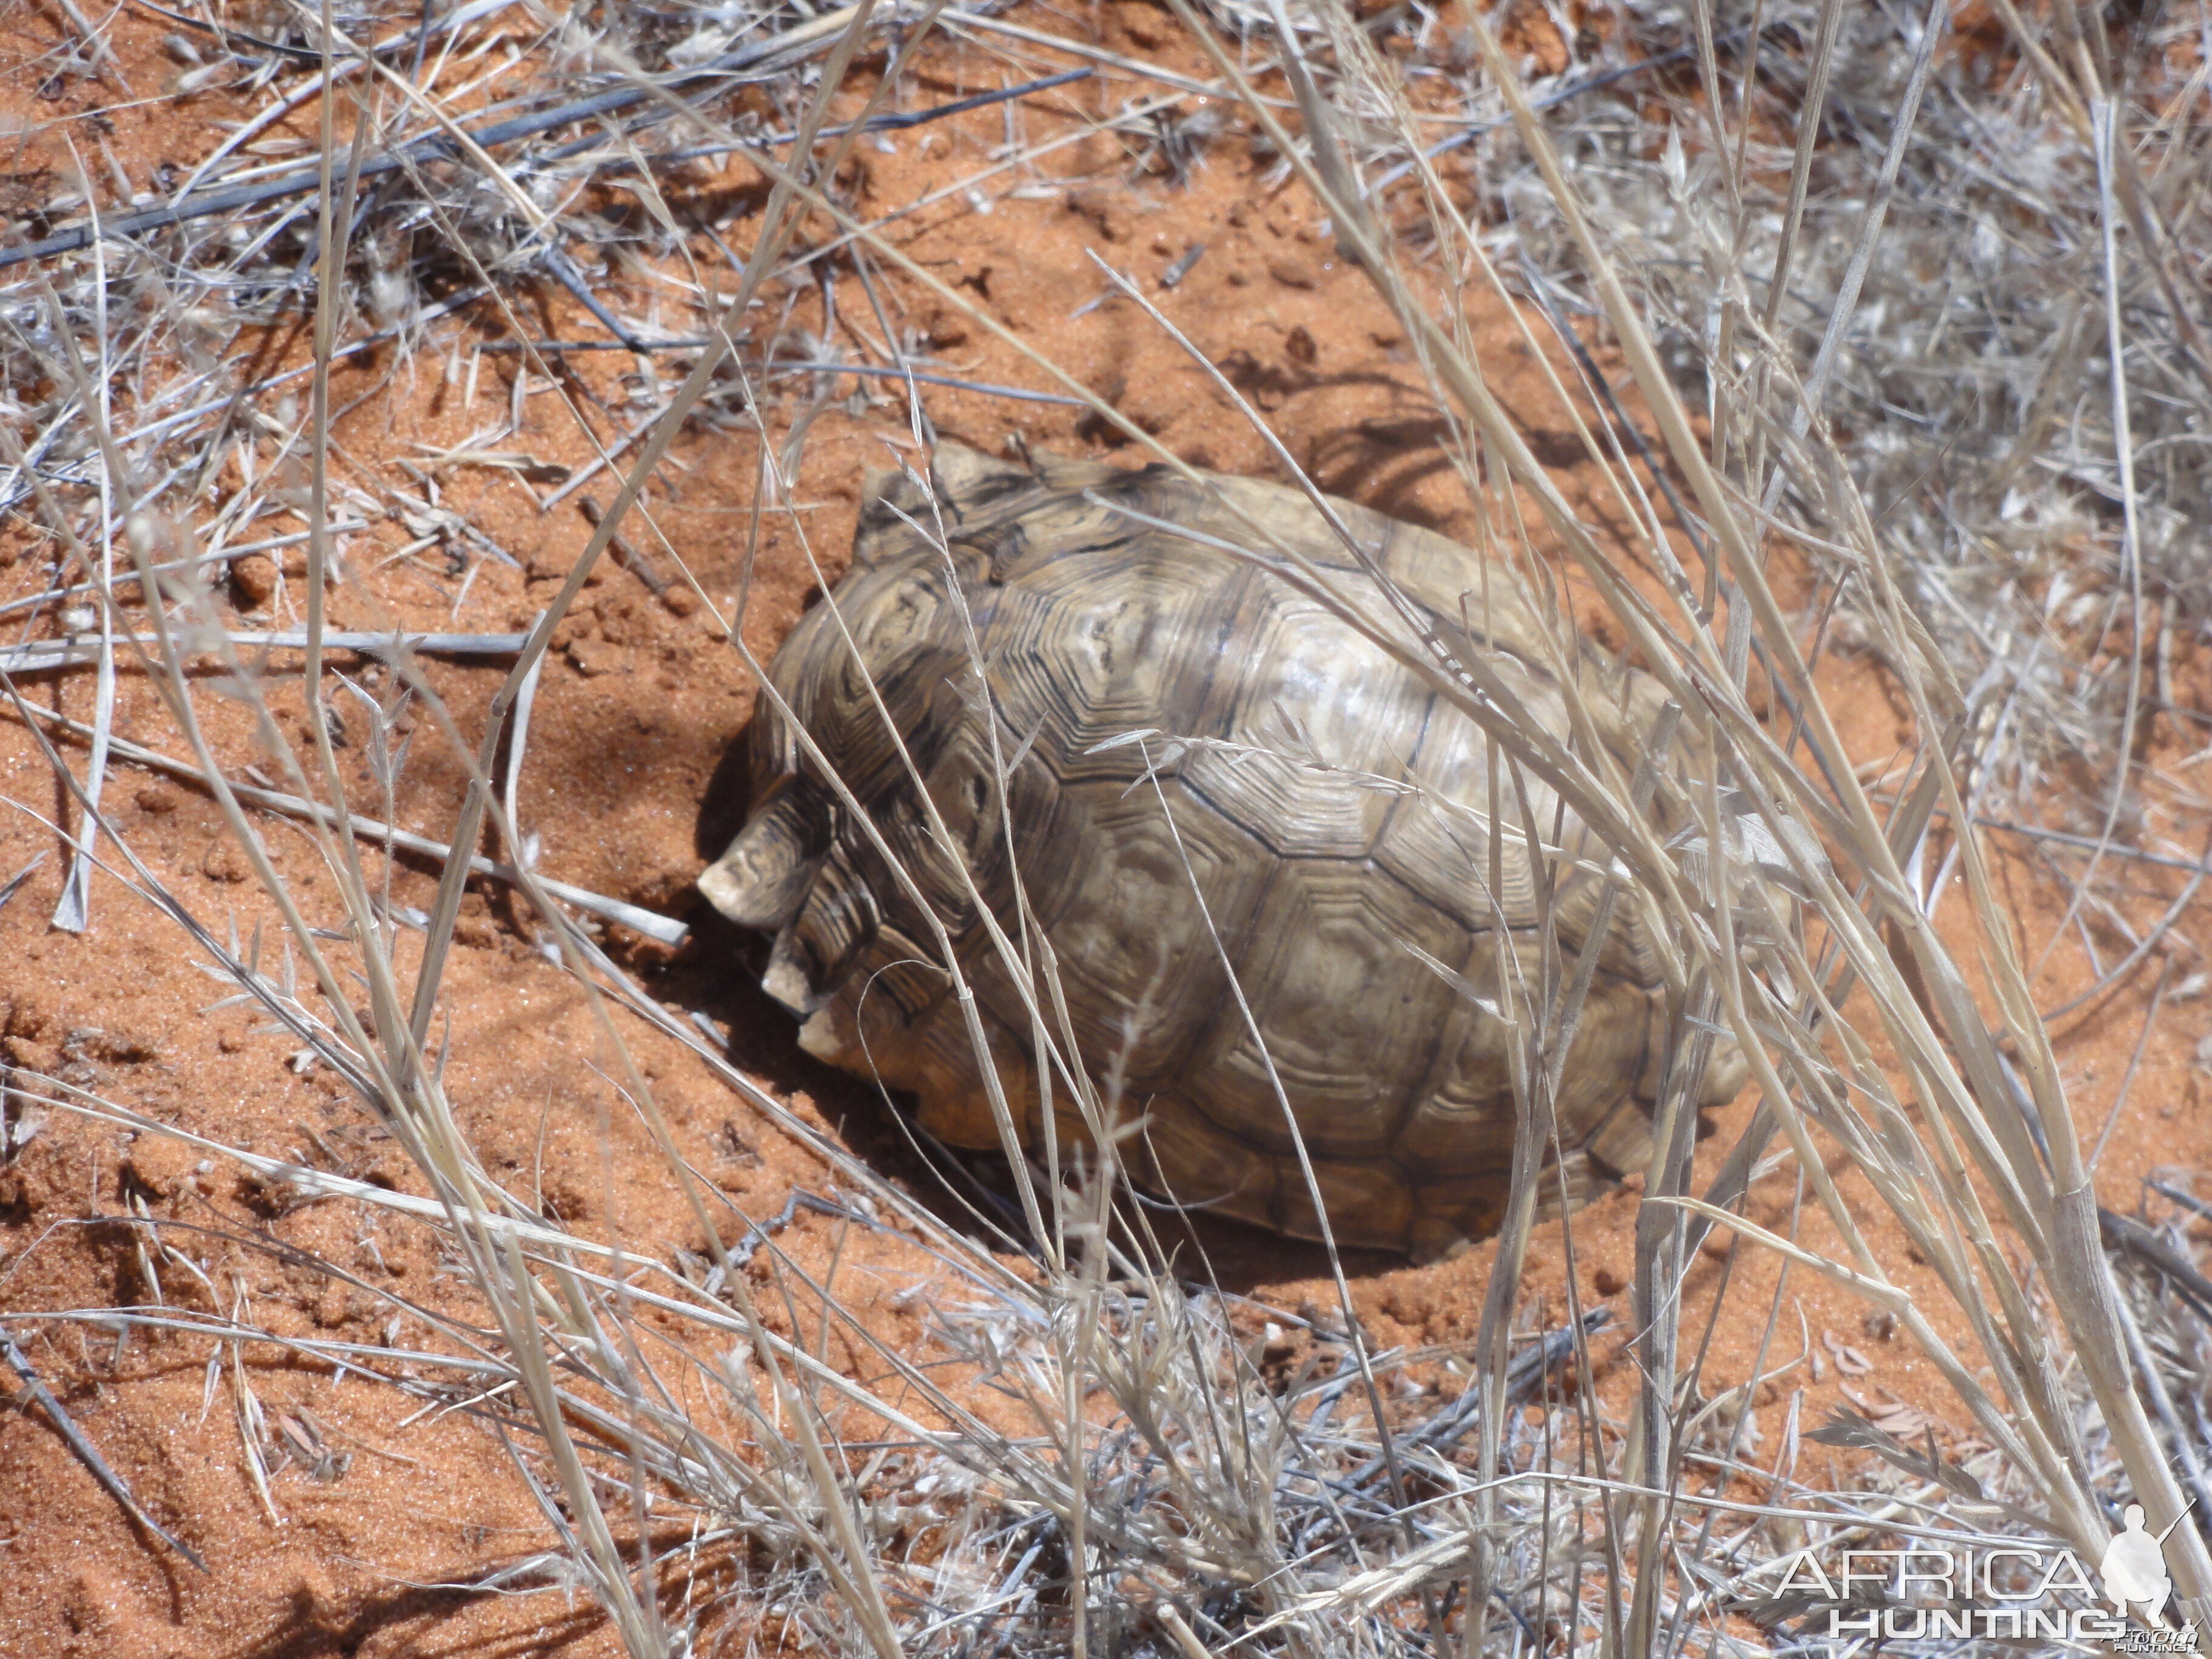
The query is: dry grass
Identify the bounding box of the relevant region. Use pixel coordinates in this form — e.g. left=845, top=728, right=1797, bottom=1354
left=4, top=0, right=2211, bottom=1653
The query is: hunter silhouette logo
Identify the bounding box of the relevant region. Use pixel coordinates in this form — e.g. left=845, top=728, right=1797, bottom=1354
left=2101, top=1506, right=2175, bottom=1626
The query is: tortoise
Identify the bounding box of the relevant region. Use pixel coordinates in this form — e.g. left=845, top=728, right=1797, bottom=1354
left=700, top=443, right=1746, bottom=1261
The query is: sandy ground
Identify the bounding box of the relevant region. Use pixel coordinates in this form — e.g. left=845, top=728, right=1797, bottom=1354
left=3, top=3, right=2210, bottom=1652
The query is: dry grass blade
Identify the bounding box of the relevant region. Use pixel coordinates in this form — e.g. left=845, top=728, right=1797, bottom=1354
left=0, top=1321, right=207, bottom=1570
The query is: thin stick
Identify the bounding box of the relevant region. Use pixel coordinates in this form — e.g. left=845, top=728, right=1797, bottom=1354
left=1757, top=0, right=1949, bottom=515
left=0, top=10, right=1081, bottom=272
left=0, top=523, right=373, bottom=623
left=483, top=350, right=1090, bottom=407
left=2087, top=960, right=2173, bottom=1175
left=0, top=629, right=531, bottom=674
left=500, top=637, right=543, bottom=871
left=0, top=852, right=47, bottom=914
left=2031, top=96, right=2148, bottom=986
left=48, top=143, right=117, bottom=936
left=4, top=702, right=687, bottom=943
left=1, top=1322, right=206, bottom=1571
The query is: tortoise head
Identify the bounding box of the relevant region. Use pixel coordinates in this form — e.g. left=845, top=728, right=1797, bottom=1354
left=697, top=774, right=827, bottom=933
left=696, top=524, right=972, bottom=1021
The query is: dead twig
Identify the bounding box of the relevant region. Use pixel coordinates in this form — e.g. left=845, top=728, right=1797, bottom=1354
left=1, top=1322, right=207, bottom=1572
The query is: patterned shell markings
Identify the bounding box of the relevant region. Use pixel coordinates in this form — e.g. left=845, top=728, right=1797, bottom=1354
left=701, top=443, right=1747, bottom=1261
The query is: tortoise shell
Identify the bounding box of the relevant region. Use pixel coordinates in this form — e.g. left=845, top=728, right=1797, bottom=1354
left=702, top=443, right=1744, bottom=1259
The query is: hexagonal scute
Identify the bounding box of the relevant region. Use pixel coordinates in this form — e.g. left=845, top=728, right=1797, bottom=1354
left=875, top=693, right=1063, bottom=931
left=1188, top=857, right=1469, bottom=1155
left=1549, top=973, right=1656, bottom=1142
left=950, top=912, right=1051, bottom=1059
left=1405, top=943, right=1654, bottom=1168
left=766, top=562, right=931, bottom=728
left=1632, top=1008, right=1751, bottom=1113
left=874, top=793, right=971, bottom=936
left=1182, top=585, right=1433, bottom=859
left=1203, top=473, right=1355, bottom=565
left=773, top=565, right=970, bottom=800
left=893, top=1000, right=1041, bottom=1155
left=1581, top=1096, right=1657, bottom=1178
left=1127, top=1091, right=1273, bottom=1224
left=1025, top=779, right=1274, bottom=1088
left=1548, top=865, right=1672, bottom=984
left=975, top=486, right=1150, bottom=585
left=851, top=442, right=1042, bottom=568
left=1395, top=959, right=1521, bottom=1175
left=984, top=548, right=1246, bottom=785
left=1272, top=1154, right=1413, bottom=1252
left=1367, top=512, right=1553, bottom=666
left=1374, top=702, right=1552, bottom=933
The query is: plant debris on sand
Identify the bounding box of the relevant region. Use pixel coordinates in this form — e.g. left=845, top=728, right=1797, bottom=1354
left=2, top=0, right=2211, bottom=1653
